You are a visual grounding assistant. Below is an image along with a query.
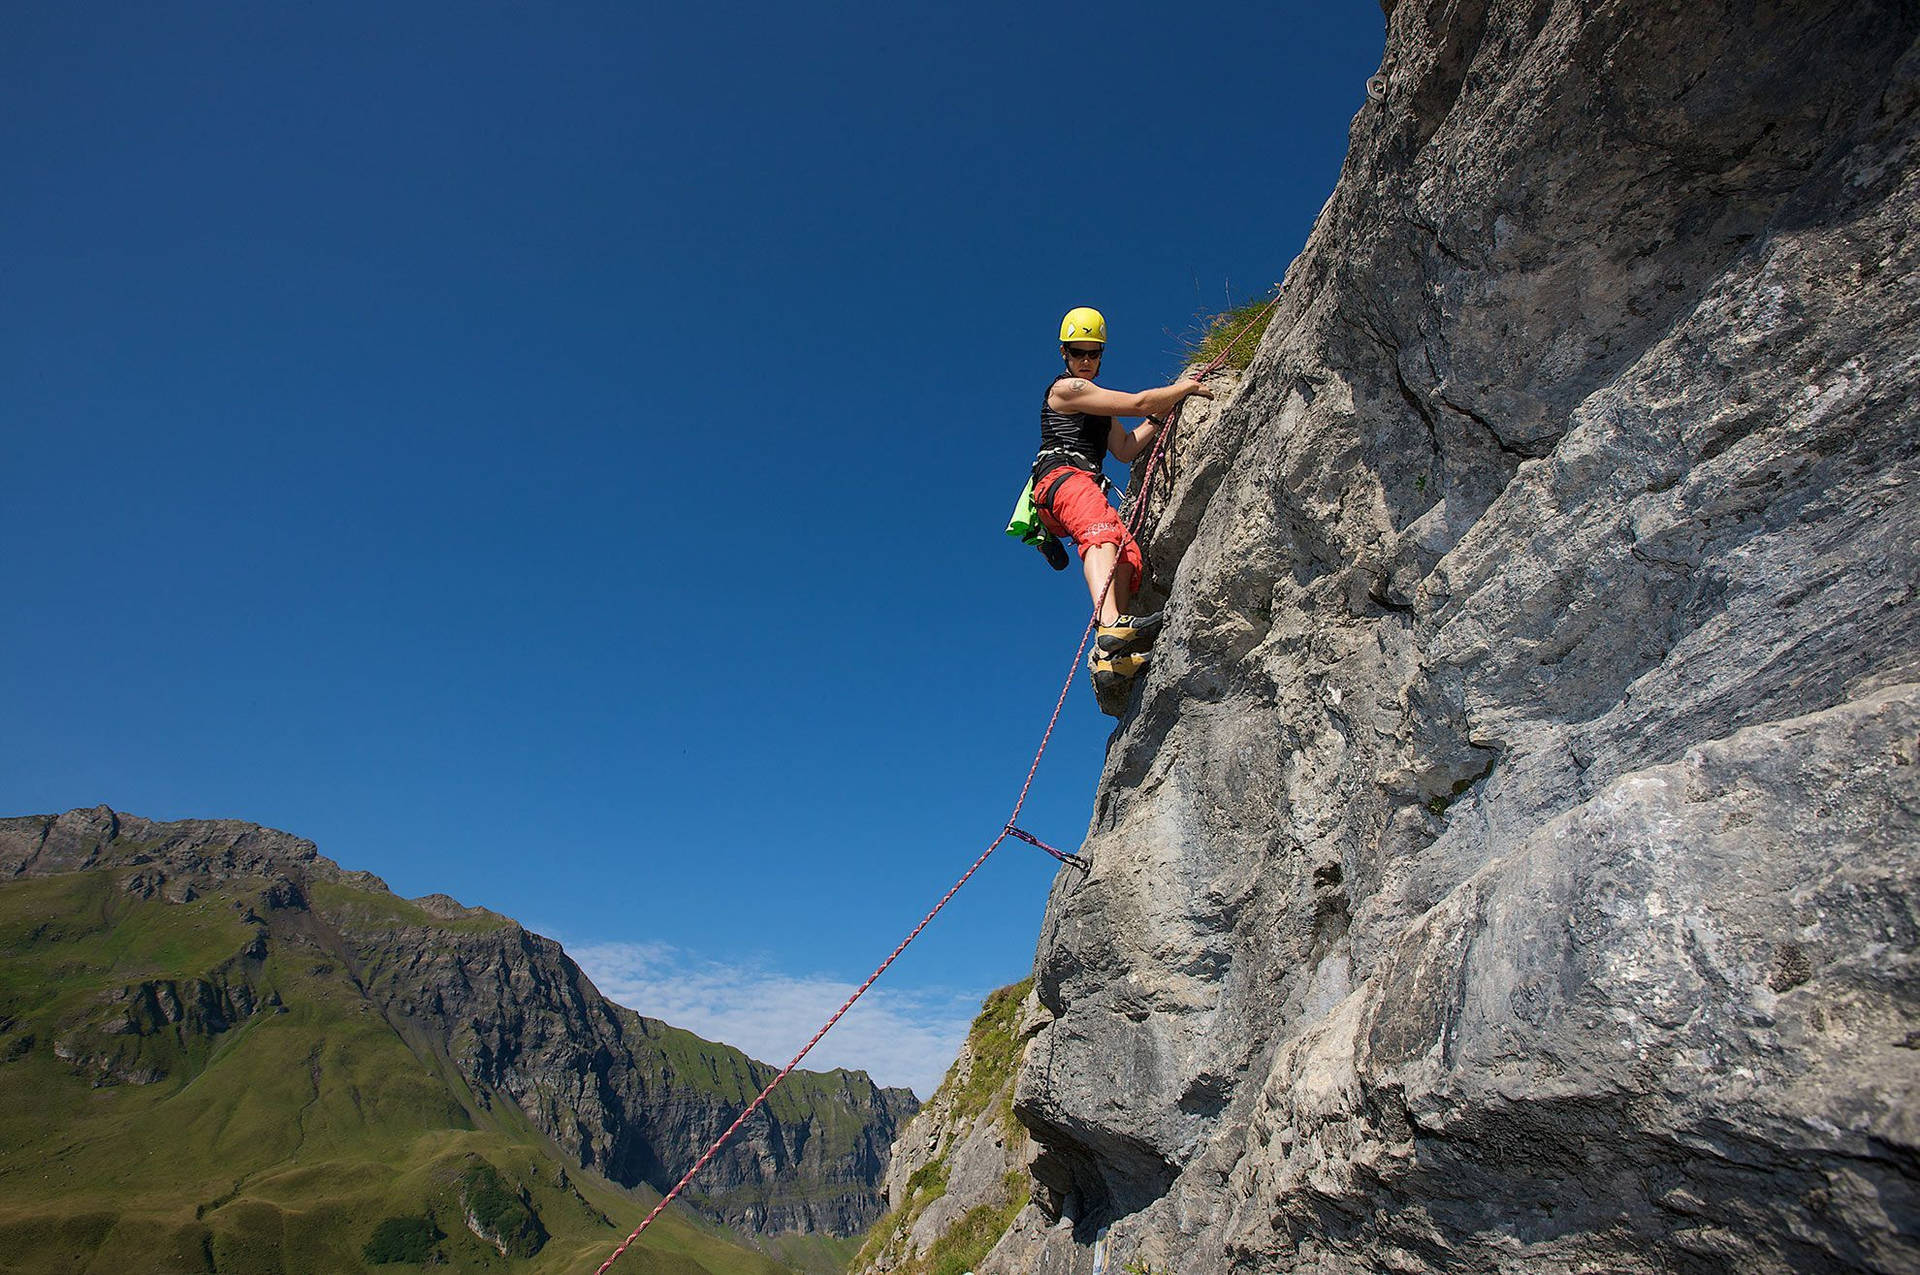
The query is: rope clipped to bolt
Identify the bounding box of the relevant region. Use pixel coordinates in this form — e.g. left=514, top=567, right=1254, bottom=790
left=1005, top=824, right=1090, bottom=873
left=592, top=289, right=1281, bottom=1274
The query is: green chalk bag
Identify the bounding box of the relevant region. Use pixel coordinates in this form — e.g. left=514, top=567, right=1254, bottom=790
left=1006, top=478, right=1070, bottom=570
left=1005, top=479, right=1046, bottom=546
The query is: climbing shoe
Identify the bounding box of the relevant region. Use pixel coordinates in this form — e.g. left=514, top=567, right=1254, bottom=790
left=1089, top=648, right=1150, bottom=718
left=1093, top=610, right=1164, bottom=659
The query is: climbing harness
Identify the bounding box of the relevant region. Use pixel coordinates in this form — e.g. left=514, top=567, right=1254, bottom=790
left=594, top=289, right=1283, bottom=1274
left=1031, top=444, right=1099, bottom=481
left=1030, top=449, right=1122, bottom=504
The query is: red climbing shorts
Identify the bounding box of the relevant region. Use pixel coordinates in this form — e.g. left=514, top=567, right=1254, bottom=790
left=1034, top=466, right=1143, bottom=588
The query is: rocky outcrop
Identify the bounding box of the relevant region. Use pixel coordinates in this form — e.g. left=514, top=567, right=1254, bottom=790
left=882, top=1, right=1920, bottom=1272
left=459, top=1161, right=550, bottom=1258
left=52, top=969, right=268, bottom=1086
left=0, top=806, right=916, bottom=1240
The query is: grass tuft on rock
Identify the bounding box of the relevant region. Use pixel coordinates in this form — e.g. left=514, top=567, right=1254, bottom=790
left=948, top=981, right=1029, bottom=1127
left=1182, top=292, right=1280, bottom=371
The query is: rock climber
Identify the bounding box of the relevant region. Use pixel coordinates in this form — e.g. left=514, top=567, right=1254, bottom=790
left=1032, top=306, right=1213, bottom=714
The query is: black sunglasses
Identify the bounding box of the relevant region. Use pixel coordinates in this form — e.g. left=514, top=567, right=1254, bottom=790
left=1064, top=345, right=1105, bottom=359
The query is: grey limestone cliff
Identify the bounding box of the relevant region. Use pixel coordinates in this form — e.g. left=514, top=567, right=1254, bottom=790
left=874, top=1, right=1920, bottom=1272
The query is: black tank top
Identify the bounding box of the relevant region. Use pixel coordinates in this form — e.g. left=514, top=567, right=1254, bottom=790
left=1034, top=372, right=1111, bottom=483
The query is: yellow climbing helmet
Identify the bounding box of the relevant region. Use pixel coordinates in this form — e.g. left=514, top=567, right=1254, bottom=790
left=1058, top=306, right=1107, bottom=346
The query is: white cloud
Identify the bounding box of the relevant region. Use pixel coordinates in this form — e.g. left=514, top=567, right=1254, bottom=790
left=570, top=940, right=981, bottom=1101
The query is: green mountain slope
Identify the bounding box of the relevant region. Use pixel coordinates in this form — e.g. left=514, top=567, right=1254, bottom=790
left=0, top=808, right=913, bottom=1274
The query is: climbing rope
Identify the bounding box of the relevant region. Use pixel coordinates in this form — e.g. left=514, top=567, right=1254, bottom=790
left=593, top=290, right=1281, bottom=1273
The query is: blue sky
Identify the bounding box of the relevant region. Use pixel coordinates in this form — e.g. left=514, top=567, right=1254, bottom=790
left=3, top=2, right=1384, bottom=1098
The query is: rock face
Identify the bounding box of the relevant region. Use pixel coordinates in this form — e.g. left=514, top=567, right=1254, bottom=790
left=877, top=2, right=1920, bottom=1272
left=0, top=806, right=916, bottom=1240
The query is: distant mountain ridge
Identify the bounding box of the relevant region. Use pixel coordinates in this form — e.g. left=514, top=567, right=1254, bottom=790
left=0, top=805, right=914, bottom=1272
